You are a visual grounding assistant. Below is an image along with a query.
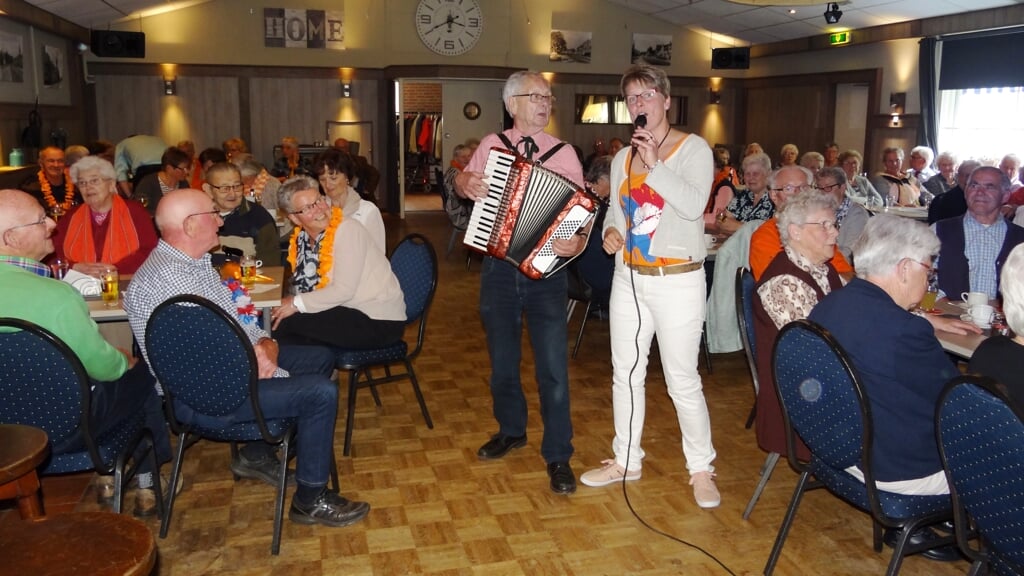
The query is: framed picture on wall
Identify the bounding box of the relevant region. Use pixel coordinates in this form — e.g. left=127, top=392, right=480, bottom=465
left=0, top=18, right=35, bottom=104
left=631, top=33, right=672, bottom=66
left=33, top=29, right=69, bottom=106
left=549, top=30, right=592, bottom=63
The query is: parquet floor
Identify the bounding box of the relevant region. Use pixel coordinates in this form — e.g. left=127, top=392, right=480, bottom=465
left=3, top=211, right=971, bottom=575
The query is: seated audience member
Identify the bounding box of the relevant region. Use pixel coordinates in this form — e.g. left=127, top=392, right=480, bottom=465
left=870, top=147, right=921, bottom=206
left=64, top=144, right=90, bottom=167
left=233, top=153, right=281, bottom=212
left=205, top=162, right=281, bottom=267
left=908, top=146, right=937, bottom=182
left=754, top=189, right=844, bottom=461
left=808, top=214, right=969, bottom=560
left=934, top=165, right=1024, bottom=299
left=0, top=188, right=170, bottom=517
left=53, top=156, right=157, bottom=275
left=271, top=136, right=312, bottom=181
left=196, top=147, right=228, bottom=187
left=20, top=146, right=83, bottom=214
left=175, top=140, right=201, bottom=189
left=816, top=166, right=869, bottom=263
left=221, top=137, right=249, bottom=162
left=712, top=145, right=739, bottom=189
left=443, top=144, right=475, bottom=233
left=124, top=188, right=369, bottom=527
left=86, top=140, right=115, bottom=166
left=311, top=149, right=385, bottom=253
left=743, top=142, right=764, bottom=158
left=717, top=152, right=775, bottom=234
left=270, top=177, right=405, bottom=349
left=333, top=138, right=380, bottom=200
left=582, top=138, right=607, bottom=173
left=705, top=146, right=738, bottom=227
left=799, top=151, right=824, bottom=175
left=969, top=243, right=1024, bottom=406
left=748, top=165, right=853, bottom=280
left=923, top=151, right=958, bottom=198
left=778, top=143, right=798, bottom=167
left=134, top=146, right=191, bottom=217
left=928, top=159, right=981, bottom=224
left=575, top=155, right=614, bottom=315
left=1000, top=153, right=1022, bottom=198
left=823, top=141, right=839, bottom=167
left=607, top=137, right=625, bottom=157
left=838, top=149, right=883, bottom=208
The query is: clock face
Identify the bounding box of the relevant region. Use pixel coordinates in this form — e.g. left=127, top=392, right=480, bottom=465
left=415, top=0, right=484, bottom=56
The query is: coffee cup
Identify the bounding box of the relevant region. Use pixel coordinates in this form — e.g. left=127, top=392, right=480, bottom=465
left=704, top=233, right=717, bottom=249
left=961, top=291, right=988, bottom=307
left=969, top=304, right=995, bottom=328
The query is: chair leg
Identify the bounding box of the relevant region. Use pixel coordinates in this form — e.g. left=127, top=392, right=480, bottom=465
left=160, top=432, right=191, bottom=539
left=742, top=451, right=780, bottom=520
left=270, top=431, right=292, bottom=555
left=406, top=360, right=434, bottom=429
left=343, top=370, right=359, bottom=457
left=764, top=471, right=812, bottom=576
left=366, top=369, right=382, bottom=407
left=572, top=302, right=590, bottom=359
left=744, top=403, right=756, bottom=429
left=143, top=430, right=165, bottom=521
left=566, top=300, right=577, bottom=322
left=873, top=520, right=884, bottom=552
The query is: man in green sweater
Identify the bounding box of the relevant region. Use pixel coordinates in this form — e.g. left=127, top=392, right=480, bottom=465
left=0, top=188, right=170, bottom=516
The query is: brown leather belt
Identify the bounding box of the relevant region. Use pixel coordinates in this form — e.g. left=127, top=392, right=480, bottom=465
left=627, top=260, right=704, bottom=276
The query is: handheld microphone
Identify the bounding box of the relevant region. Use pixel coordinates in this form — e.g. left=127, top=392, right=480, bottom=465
left=631, top=114, right=647, bottom=152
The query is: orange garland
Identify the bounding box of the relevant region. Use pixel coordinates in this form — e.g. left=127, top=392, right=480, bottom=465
left=287, top=206, right=343, bottom=291
left=38, top=169, right=75, bottom=211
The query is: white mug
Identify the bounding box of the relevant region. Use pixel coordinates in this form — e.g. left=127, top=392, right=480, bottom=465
left=961, top=291, right=988, bottom=307
left=969, top=304, right=995, bottom=327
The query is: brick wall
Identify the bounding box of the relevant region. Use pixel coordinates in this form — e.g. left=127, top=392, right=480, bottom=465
left=403, top=83, right=441, bottom=113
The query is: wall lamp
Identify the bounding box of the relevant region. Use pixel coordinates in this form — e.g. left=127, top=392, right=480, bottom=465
left=341, top=82, right=352, bottom=98
left=709, top=89, right=722, bottom=105
left=163, top=76, right=177, bottom=96
left=824, top=3, right=842, bottom=24
left=889, top=92, right=906, bottom=127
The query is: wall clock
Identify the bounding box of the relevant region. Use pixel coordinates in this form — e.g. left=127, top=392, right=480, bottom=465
left=415, top=0, right=484, bottom=57
left=463, top=101, right=481, bottom=120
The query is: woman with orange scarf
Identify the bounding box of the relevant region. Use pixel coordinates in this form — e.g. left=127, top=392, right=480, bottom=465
left=51, top=156, right=158, bottom=275
left=269, top=176, right=405, bottom=349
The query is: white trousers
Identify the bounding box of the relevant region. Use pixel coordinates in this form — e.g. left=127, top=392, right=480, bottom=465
left=608, top=264, right=717, bottom=473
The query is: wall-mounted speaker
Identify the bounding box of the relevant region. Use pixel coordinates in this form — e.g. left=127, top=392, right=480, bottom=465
left=90, top=31, right=146, bottom=58
left=711, top=47, right=750, bottom=70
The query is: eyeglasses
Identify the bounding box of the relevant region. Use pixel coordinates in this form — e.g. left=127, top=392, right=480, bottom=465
left=625, top=89, right=659, bottom=106
left=291, top=197, right=326, bottom=215
left=186, top=209, right=221, bottom=221
left=208, top=182, right=244, bottom=193
left=512, top=93, right=555, bottom=104
left=909, top=259, right=938, bottom=283
left=816, top=182, right=843, bottom=192
left=799, top=220, right=839, bottom=232
left=769, top=184, right=812, bottom=195
left=77, top=177, right=110, bottom=189
left=966, top=181, right=1002, bottom=193
left=3, top=215, right=48, bottom=235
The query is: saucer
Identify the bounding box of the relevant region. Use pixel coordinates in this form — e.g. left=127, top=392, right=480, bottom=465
left=950, top=301, right=969, bottom=310
left=960, top=313, right=991, bottom=328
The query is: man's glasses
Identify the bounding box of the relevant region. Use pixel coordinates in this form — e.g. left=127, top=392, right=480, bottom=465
left=625, top=89, right=659, bottom=106
left=291, top=197, right=326, bottom=216
left=967, top=182, right=1001, bottom=193
left=209, top=183, right=244, bottom=193
left=816, top=182, right=843, bottom=193
left=3, top=215, right=48, bottom=235
left=186, top=210, right=221, bottom=221
left=512, top=93, right=555, bottom=104
left=799, top=220, right=839, bottom=232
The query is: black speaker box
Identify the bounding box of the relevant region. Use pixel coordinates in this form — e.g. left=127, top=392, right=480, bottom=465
left=711, top=47, right=750, bottom=70
left=90, top=31, right=146, bottom=58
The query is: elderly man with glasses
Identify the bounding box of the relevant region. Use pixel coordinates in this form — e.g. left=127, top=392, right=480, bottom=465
left=204, top=162, right=281, bottom=267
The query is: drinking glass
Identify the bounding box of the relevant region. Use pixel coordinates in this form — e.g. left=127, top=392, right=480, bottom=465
left=100, top=266, right=119, bottom=308
left=50, top=258, right=69, bottom=280
left=240, top=254, right=262, bottom=288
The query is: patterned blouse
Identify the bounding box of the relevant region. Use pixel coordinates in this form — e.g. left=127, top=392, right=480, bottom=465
left=727, top=188, right=775, bottom=222
left=757, top=246, right=842, bottom=329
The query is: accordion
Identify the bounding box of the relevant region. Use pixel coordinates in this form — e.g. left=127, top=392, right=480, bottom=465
left=464, top=147, right=600, bottom=280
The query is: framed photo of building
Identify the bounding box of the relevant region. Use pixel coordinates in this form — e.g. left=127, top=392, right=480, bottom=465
left=631, top=33, right=672, bottom=66
left=33, top=28, right=69, bottom=106
left=550, top=30, right=592, bottom=63
left=0, top=18, right=34, bottom=104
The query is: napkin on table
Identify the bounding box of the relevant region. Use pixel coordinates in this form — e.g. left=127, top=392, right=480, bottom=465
left=62, top=269, right=102, bottom=297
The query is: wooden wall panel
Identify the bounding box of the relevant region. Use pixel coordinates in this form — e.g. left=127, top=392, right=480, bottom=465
left=745, top=84, right=831, bottom=165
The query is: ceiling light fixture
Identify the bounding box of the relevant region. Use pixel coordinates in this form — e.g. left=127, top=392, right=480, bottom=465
left=824, top=3, right=843, bottom=25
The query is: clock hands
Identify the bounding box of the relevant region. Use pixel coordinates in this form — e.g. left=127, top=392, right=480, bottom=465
left=423, top=11, right=464, bottom=35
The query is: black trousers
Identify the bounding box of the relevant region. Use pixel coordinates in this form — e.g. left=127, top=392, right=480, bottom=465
left=275, top=306, right=405, bottom=350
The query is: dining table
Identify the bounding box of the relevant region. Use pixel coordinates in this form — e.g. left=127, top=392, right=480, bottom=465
left=866, top=205, right=929, bottom=221
left=931, top=297, right=990, bottom=359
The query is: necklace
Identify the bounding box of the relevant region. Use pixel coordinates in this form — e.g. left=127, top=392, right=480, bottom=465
left=287, top=206, right=343, bottom=290
left=38, top=169, right=75, bottom=211
left=635, top=129, right=671, bottom=172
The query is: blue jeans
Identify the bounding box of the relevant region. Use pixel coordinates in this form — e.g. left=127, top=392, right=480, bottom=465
left=479, top=257, right=574, bottom=463
left=175, top=345, right=338, bottom=488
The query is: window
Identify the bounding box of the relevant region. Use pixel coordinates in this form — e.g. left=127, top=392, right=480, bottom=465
left=937, top=87, right=1024, bottom=160
left=574, top=94, right=687, bottom=126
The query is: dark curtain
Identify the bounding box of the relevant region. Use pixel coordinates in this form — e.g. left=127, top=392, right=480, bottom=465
left=917, top=37, right=938, bottom=153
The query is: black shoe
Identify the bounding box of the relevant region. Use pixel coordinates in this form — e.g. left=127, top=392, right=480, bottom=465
left=477, top=434, right=527, bottom=460
left=231, top=451, right=296, bottom=487
left=883, top=527, right=961, bottom=562
left=289, top=489, right=370, bottom=528
left=548, top=461, right=576, bottom=494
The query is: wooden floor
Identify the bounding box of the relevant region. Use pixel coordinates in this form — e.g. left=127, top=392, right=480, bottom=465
left=1, top=211, right=971, bottom=575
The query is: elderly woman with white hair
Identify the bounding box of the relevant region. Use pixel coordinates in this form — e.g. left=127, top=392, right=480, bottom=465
left=970, top=243, right=1024, bottom=405
left=51, top=155, right=157, bottom=275
left=717, top=151, right=775, bottom=234
left=752, top=189, right=844, bottom=461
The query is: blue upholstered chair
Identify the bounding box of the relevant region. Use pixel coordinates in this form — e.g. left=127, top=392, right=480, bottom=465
left=334, top=233, right=436, bottom=456
left=735, top=267, right=779, bottom=520
left=765, top=319, right=954, bottom=576
left=937, top=375, right=1024, bottom=576
left=0, top=317, right=161, bottom=516
left=145, top=295, right=336, bottom=555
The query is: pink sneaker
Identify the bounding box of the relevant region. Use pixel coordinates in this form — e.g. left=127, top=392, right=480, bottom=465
left=690, top=471, right=720, bottom=509
left=580, top=459, right=641, bottom=487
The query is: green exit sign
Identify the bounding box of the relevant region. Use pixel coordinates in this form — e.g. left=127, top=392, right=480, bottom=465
left=829, top=31, right=851, bottom=45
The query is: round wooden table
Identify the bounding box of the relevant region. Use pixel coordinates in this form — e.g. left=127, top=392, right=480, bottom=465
left=0, top=423, right=50, bottom=519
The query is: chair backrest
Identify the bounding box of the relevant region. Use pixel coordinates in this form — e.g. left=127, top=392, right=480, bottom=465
left=388, top=234, right=438, bottom=356
left=937, top=375, right=1024, bottom=574
left=145, top=294, right=262, bottom=425
left=772, top=319, right=870, bottom=473
left=0, top=318, right=92, bottom=450
left=734, top=267, right=758, bottom=392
